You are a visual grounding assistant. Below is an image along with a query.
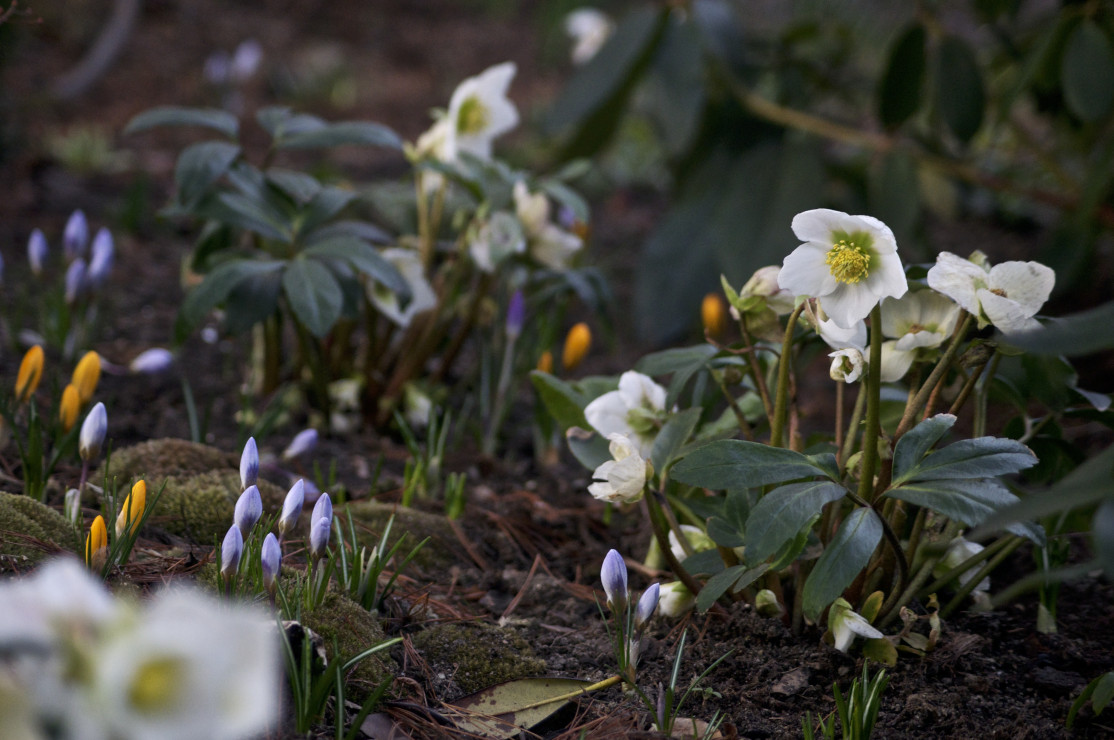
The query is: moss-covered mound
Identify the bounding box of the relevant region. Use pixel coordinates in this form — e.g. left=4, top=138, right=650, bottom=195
left=304, top=591, right=396, bottom=698
left=343, top=501, right=459, bottom=571
left=412, top=622, right=546, bottom=695
left=0, top=492, right=77, bottom=567
left=103, top=438, right=236, bottom=482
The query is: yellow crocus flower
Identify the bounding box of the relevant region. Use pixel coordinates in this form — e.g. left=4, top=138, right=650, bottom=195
left=72, top=351, right=102, bottom=403
left=15, top=345, right=44, bottom=403
left=85, top=515, right=108, bottom=570
left=561, top=323, right=591, bottom=372
left=59, top=384, right=81, bottom=433
left=115, top=479, right=147, bottom=538
left=701, top=293, right=727, bottom=339
left=536, top=350, right=554, bottom=375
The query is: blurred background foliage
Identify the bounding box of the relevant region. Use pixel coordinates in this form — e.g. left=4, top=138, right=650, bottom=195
left=544, top=0, right=1114, bottom=344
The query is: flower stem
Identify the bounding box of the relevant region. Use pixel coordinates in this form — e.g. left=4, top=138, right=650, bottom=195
left=770, top=303, right=805, bottom=449
left=859, top=305, right=883, bottom=503
left=643, top=492, right=705, bottom=601
left=941, top=536, right=1021, bottom=618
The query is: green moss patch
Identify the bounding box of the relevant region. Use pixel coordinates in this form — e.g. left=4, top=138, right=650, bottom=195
left=305, top=591, right=396, bottom=698
left=0, top=492, right=77, bottom=568
left=103, top=438, right=236, bottom=482
left=343, top=502, right=459, bottom=571
left=412, top=622, right=546, bottom=695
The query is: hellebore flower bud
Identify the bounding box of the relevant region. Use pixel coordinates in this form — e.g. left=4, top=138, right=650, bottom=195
left=634, top=583, right=660, bottom=632
left=261, top=532, right=281, bottom=596
left=129, top=348, right=174, bottom=375
left=277, top=479, right=305, bottom=538
left=562, top=323, right=591, bottom=371
left=309, top=516, right=331, bottom=560
left=86, top=228, right=114, bottom=288
left=27, top=229, right=48, bottom=275
left=85, top=515, right=108, bottom=570
left=657, top=581, right=695, bottom=618
left=79, top=402, right=108, bottom=463
left=115, top=479, right=147, bottom=538
left=282, top=429, right=318, bottom=461
left=311, top=492, right=332, bottom=530
left=63, top=210, right=89, bottom=260
left=220, top=524, right=243, bottom=577
left=601, top=549, right=628, bottom=614
left=65, top=258, right=87, bottom=304
left=15, top=345, right=44, bottom=403
left=505, top=290, right=526, bottom=340
left=234, top=485, right=262, bottom=537
left=240, top=437, right=258, bottom=490
left=72, top=351, right=102, bottom=403
left=59, top=384, right=81, bottom=433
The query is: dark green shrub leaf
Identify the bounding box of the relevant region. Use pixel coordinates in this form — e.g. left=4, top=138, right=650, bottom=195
left=565, top=427, right=612, bottom=471
left=672, top=440, right=836, bottom=490
left=696, top=563, right=769, bottom=612
left=707, top=515, right=744, bottom=548
left=636, top=345, right=717, bottom=376
left=208, top=192, right=293, bottom=243
left=305, top=220, right=392, bottom=246
left=301, top=237, right=408, bottom=300
left=1094, top=499, right=1114, bottom=580
left=283, top=259, right=343, bottom=337
left=886, top=478, right=1020, bottom=528
left=265, top=169, right=322, bottom=204
left=646, top=15, right=706, bottom=158
left=175, top=141, right=241, bottom=209
left=892, top=435, right=1035, bottom=485
left=125, top=106, right=239, bottom=139
left=744, top=481, right=847, bottom=564
left=1062, top=20, right=1114, bottom=122
left=176, top=260, right=284, bottom=341
left=935, top=36, right=985, bottom=142
left=529, top=372, right=589, bottom=432
left=877, top=24, right=927, bottom=128
left=651, top=408, right=702, bottom=473
left=892, top=414, right=957, bottom=483
left=276, top=120, right=401, bottom=150
left=299, top=188, right=358, bottom=236
left=802, top=508, right=883, bottom=620
left=224, top=269, right=282, bottom=334
left=1007, top=300, right=1114, bottom=356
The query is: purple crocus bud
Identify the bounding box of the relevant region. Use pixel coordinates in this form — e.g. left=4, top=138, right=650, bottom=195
left=64, top=488, right=82, bottom=526
left=129, top=348, right=174, bottom=375
left=86, top=228, right=114, bottom=288
left=634, top=583, right=660, bottom=632
left=261, top=532, right=281, bottom=595
left=240, top=437, right=258, bottom=490
left=311, top=492, right=332, bottom=529
left=230, top=38, right=263, bottom=83
left=282, top=429, right=318, bottom=461
left=601, top=549, right=628, bottom=614
left=505, top=290, right=526, bottom=339
left=220, top=524, right=243, bottom=576
left=203, top=50, right=231, bottom=85
left=27, top=229, right=48, bottom=276
left=63, top=210, right=89, bottom=260
left=79, top=402, right=108, bottom=463
left=277, top=479, right=305, bottom=538
left=65, top=258, right=87, bottom=304
left=309, top=516, right=331, bottom=560
left=234, top=485, right=262, bottom=536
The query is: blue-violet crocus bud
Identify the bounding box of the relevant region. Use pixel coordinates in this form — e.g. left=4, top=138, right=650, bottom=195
left=79, top=402, right=108, bottom=463
left=282, top=429, right=318, bottom=461
left=65, top=258, right=87, bottom=304
left=129, top=348, right=174, bottom=375
left=601, top=549, right=628, bottom=614
left=261, top=532, right=281, bottom=595
left=27, top=229, right=48, bottom=276
left=240, top=437, right=258, bottom=490
left=634, top=583, right=660, bottom=632
left=505, top=289, right=526, bottom=339
left=86, top=228, right=114, bottom=288
left=277, top=479, right=305, bottom=538
left=311, top=492, right=332, bottom=530
left=309, top=516, right=331, bottom=560
left=221, top=524, right=243, bottom=577
left=64, top=488, right=82, bottom=526
left=234, top=485, right=262, bottom=536
left=63, top=210, right=89, bottom=260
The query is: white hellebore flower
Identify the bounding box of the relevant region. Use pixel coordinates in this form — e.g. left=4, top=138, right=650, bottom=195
left=565, top=8, right=614, bottom=64
left=881, top=290, right=961, bottom=352
left=936, top=537, right=990, bottom=593
left=668, top=524, right=716, bottom=563
left=584, top=371, right=669, bottom=458
left=469, top=210, right=525, bottom=273
left=368, top=248, right=437, bottom=328
left=926, top=251, right=1054, bottom=334
left=446, top=62, right=519, bottom=161
left=588, top=433, right=650, bottom=504
left=513, top=180, right=583, bottom=269
left=829, top=348, right=865, bottom=384
left=657, top=581, right=695, bottom=618
left=828, top=597, right=883, bottom=653
left=740, top=265, right=796, bottom=316
left=779, top=209, right=908, bottom=329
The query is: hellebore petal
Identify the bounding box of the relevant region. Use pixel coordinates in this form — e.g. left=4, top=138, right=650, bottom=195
left=657, top=581, right=695, bottom=618
left=588, top=433, right=650, bottom=504
left=277, top=479, right=305, bottom=538
left=446, top=61, right=519, bottom=161
left=240, top=437, right=258, bottom=490
left=829, top=348, right=865, bottom=384
left=234, top=485, right=263, bottom=537
left=79, top=402, right=108, bottom=463
left=584, top=371, right=669, bottom=458
left=63, top=209, right=89, bottom=260
left=634, top=583, right=660, bottom=631
left=601, top=549, right=628, bottom=614
left=828, top=597, right=883, bottom=652
left=220, top=525, right=243, bottom=577
left=282, top=429, right=318, bottom=461
left=565, top=8, right=614, bottom=64
left=27, top=228, right=48, bottom=275
left=129, top=348, right=174, bottom=375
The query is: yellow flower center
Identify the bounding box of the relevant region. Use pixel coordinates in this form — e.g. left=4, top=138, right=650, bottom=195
left=457, top=97, right=489, bottom=135
left=128, top=656, right=185, bottom=715
left=826, top=241, right=870, bottom=284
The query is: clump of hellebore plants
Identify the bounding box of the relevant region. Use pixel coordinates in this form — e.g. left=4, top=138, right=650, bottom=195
left=538, top=207, right=1104, bottom=659
left=125, top=61, right=604, bottom=437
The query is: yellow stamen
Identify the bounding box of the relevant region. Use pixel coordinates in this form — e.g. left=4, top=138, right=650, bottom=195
left=825, top=241, right=871, bottom=284
left=128, top=656, right=184, bottom=714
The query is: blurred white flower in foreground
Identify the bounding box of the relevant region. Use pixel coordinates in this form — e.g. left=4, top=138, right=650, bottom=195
left=779, top=209, right=908, bottom=329
left=0, top=558, right=279, bottom=740
left=588, top=433, right=650, bottom=504
left=584, top=371, right=669, bottom=458
left=927, top=251, right=1054, bottom=334
left=828, top=597, right=883, bottom=653
left=565, top=8, right=614, bottom=65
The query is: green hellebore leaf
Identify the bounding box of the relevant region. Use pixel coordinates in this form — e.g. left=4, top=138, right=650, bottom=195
left=125, top=106, right=239, bottom=139
left=283, top=258, right=343, bottom=338
left=174, top=141, right=241, bottom=209
left=672, top=440, right=836, bottom=490
left=744, top=481, right=848, bottom=565
left=176, top=260, right=284, bottom=342
left=802, top=507, right=883, bottom=621
left=1062, top=19, right=1114, bottom=122
left=891, top=435, right=1036, bottom=486
left=877, top=23, right=927, bottom=129
left=891, top=414, right=957, bottom=483
left=529, top=372, right=589, bottom=432
left=651, top=407, right=702, bottom=473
